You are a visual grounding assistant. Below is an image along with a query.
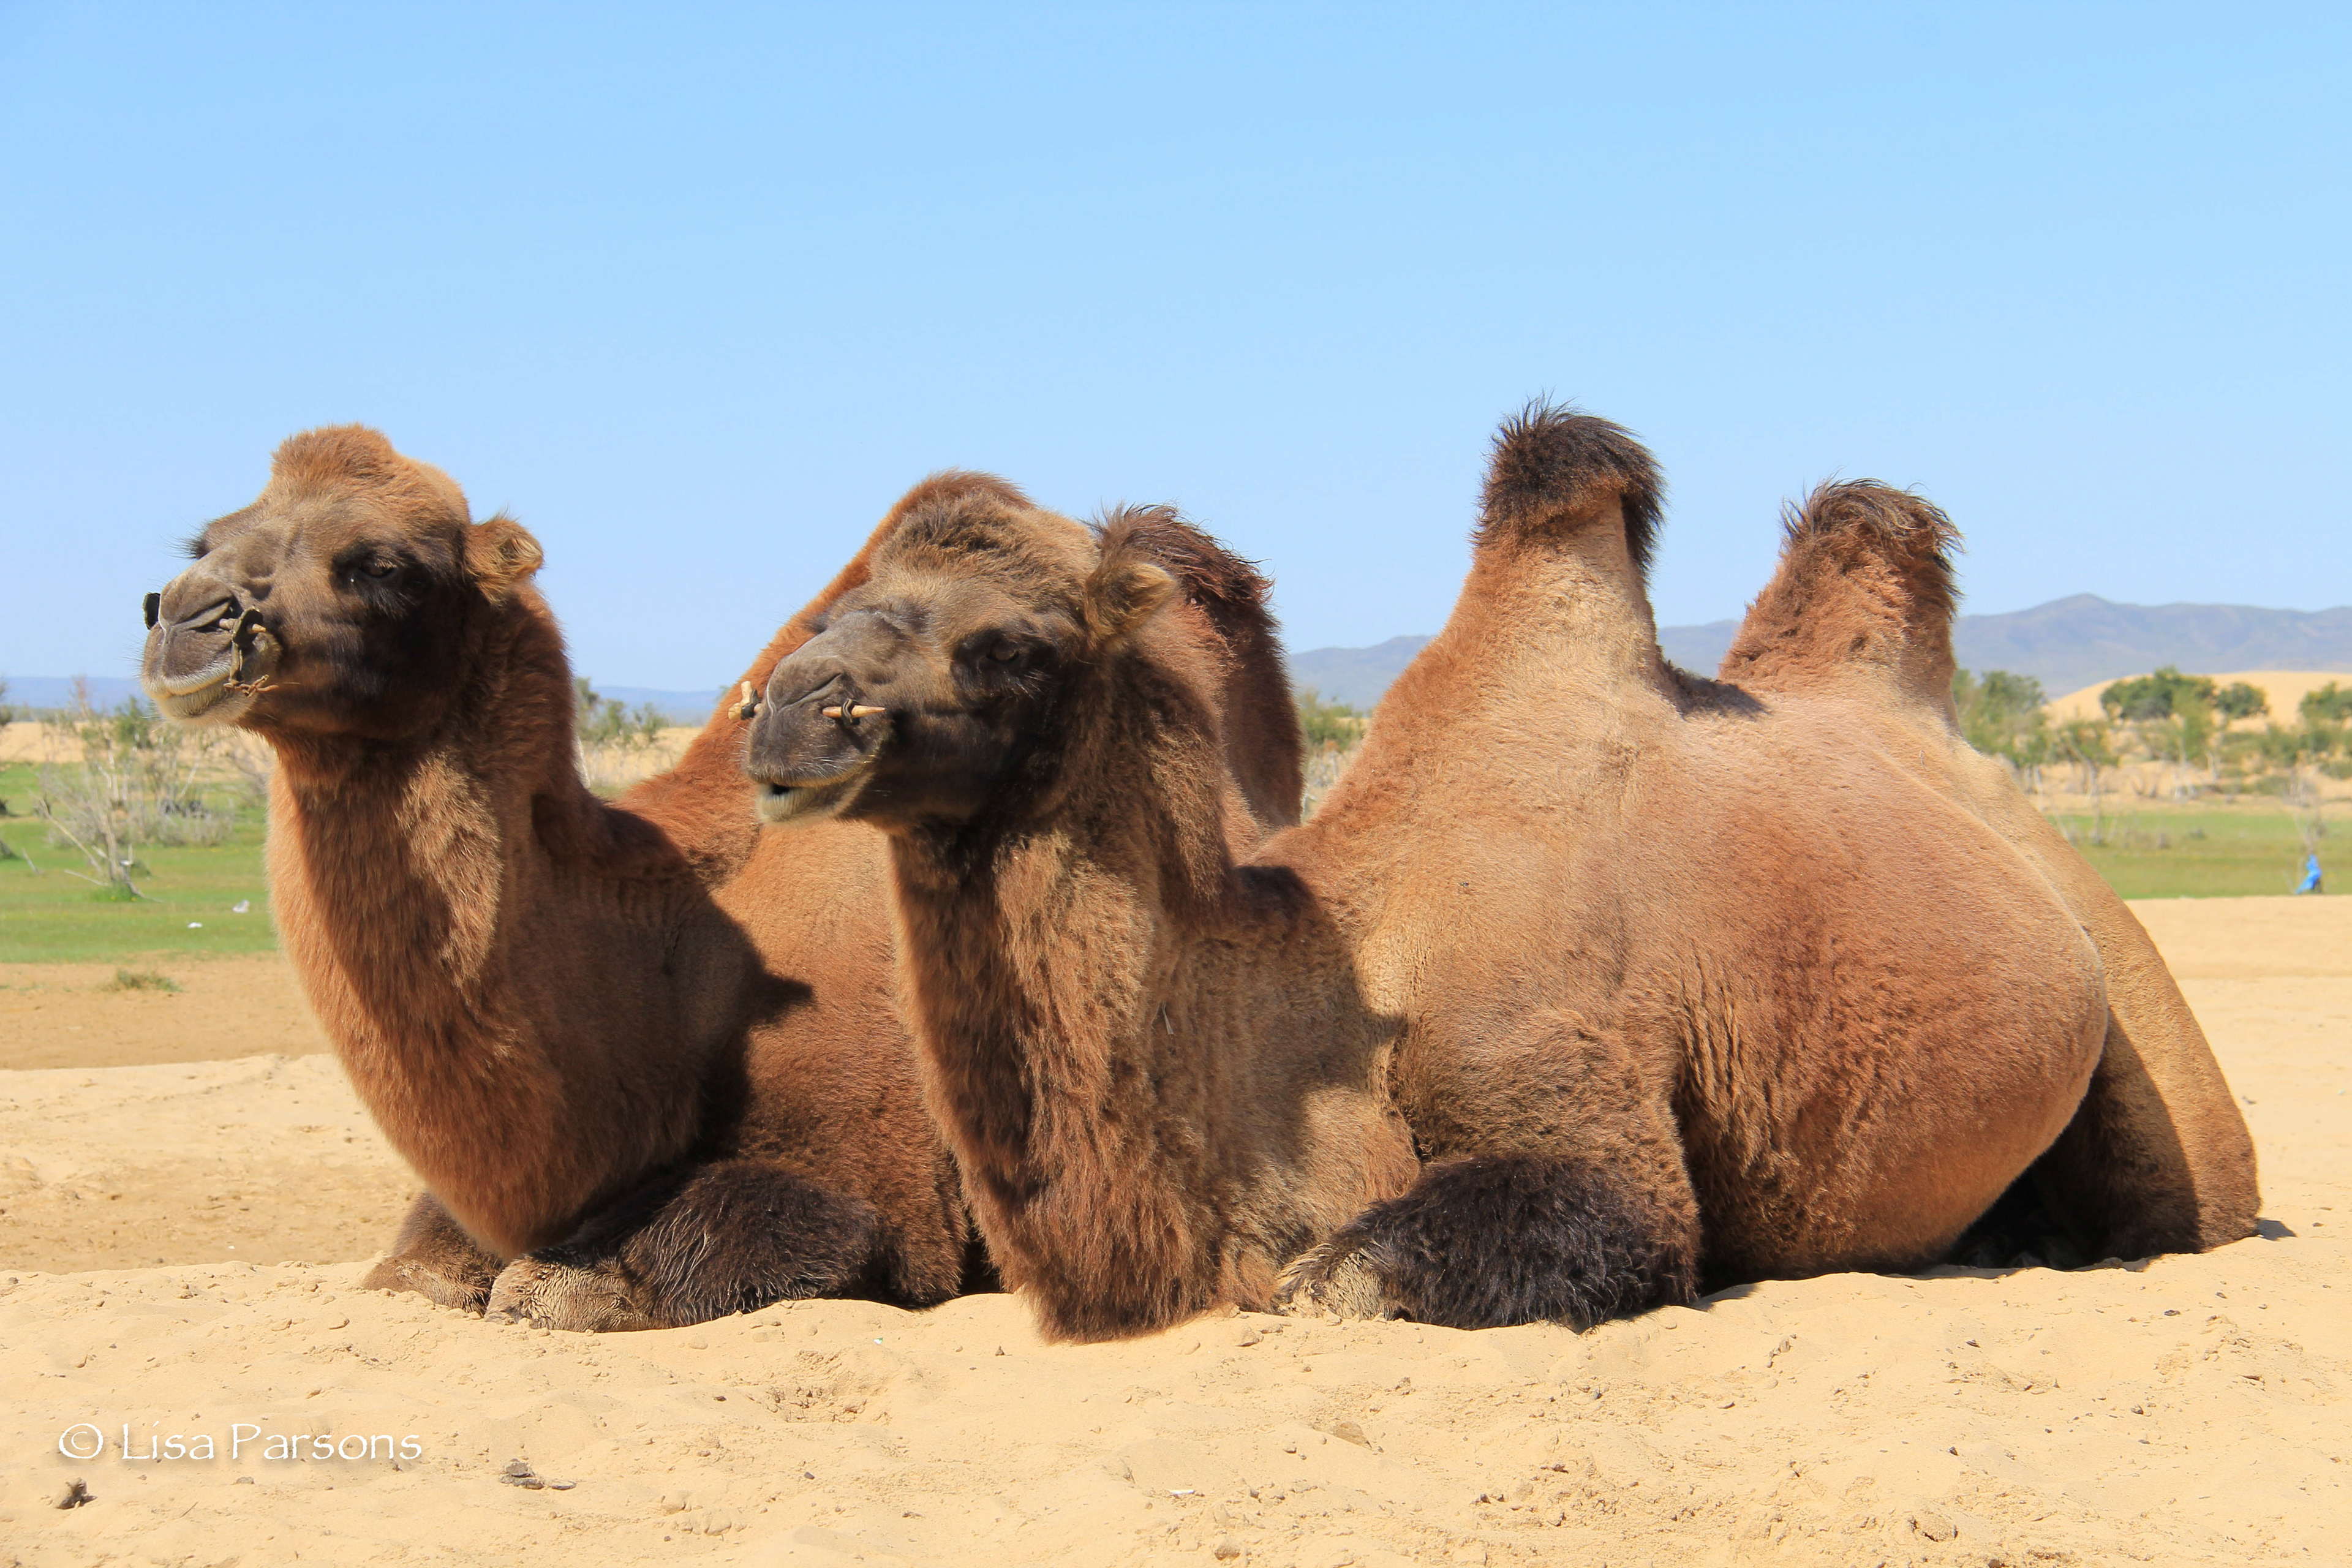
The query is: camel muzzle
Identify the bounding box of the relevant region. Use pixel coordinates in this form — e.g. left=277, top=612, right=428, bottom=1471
left=140, top=577, right=281, bottom=722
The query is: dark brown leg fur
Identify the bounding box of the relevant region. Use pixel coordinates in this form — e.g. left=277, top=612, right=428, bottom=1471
left=361, top=1192, right=503, bottom=1311
left=2026, top=1014, right=2211, bottom=1261
left=1278, top=1154, right=1701, bottom=1330
left=485, top=1159, right=893, bottom=1330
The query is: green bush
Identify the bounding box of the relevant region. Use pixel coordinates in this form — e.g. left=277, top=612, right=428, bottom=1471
left=1951, top=668, right=2048, bottom=763
left=2215, top=682, right=2268, bottom=720
left=2100, top=666, right=2214, bottom=722
left=2301, top=680, right=2352, bottom=725
left=1295, top=688, right=1365, bottom=750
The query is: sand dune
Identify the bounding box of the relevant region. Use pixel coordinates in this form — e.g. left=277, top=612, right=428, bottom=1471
left=2045, top=670, right=2348, bottom=725
left=1, top=897, right=2345, bottom=1566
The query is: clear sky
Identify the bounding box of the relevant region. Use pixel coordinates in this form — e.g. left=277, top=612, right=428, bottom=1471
left=2, top=2, right=2345, bottom=691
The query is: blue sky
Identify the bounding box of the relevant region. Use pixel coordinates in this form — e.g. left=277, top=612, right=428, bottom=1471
left=2, top=2, right=2345, bottom=691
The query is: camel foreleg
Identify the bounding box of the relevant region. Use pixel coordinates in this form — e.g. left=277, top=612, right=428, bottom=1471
left=482, top=1158, right=890, bottom=1332
left=1273, top=1152, right=1699, bottom=1330
left=1278, top=1012, right=1702, bottom=1330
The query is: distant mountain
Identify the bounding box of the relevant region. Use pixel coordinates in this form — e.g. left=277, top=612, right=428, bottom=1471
left=1945, top=595, right=2352, bottom=695
left=1286, top=595, right=2352, bottom=710
left=1287, top=638, right=1433, bottom=709
left=2, top=675, right=140, bottom=713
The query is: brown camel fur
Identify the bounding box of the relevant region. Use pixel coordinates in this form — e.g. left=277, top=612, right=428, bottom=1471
left=139, top=426, right=1300, bottom=1330
left=744, top=405, right=2155, bottom=1342
left=1718, top=482, right=2258, bottom=1259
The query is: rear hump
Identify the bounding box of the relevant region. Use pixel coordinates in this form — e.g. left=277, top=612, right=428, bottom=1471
left=1719, top=480, right=1961, bottom=710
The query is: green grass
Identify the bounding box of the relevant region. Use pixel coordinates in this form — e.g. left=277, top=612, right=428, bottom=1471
left=0, top=760, right=276, bottom=962
left=2041, top=804, right=2327, bottom=899
left=103, top=966, right=183, bottom=992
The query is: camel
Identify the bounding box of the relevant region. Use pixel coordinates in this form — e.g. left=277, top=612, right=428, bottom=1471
left=742, top=404, right=2255, bottom=1342
left=138, top=426, right=1301, bottom=1330
left=1716, top=485, right=2258, bottom=1259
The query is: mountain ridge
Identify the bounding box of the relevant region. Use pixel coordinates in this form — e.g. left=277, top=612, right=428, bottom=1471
left=1289, top=595, right=2352, bottom=709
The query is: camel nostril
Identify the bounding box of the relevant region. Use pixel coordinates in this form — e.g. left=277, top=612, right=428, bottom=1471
left=143, top=592, right=160, bottom=630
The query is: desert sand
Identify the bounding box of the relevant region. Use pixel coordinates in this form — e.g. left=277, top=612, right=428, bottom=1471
left=2045, top=671, right=2349, bottom=726
left=1, top=897, right=2345, bottom=1566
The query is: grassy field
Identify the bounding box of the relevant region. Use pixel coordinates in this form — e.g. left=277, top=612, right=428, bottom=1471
left=0, top=761, right=2334, bottom=963
left=0, top=760, right=276, bottom=962
left=2047, top=803, right=2328, bottom=899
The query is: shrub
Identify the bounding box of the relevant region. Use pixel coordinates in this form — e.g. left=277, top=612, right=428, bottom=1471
left=1294, top=688, right=1366, bottom=752
left=2301, top=680, right=2352, bottom=725
left=2215, top=682, right=2268, bottom=721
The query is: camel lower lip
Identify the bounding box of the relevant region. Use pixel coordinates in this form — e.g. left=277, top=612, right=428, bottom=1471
left=146, top=671, right=241, bottom=721
left=753, top=769, right=867, bottom=826
left=154, top=654, right=237, bottom=698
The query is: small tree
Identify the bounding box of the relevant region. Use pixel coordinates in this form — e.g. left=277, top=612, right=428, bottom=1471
left=2301, top=680, right=2352, bottom=725
left=1951, top=668, right=2048, bottom=775
left=2050, top=717, right=2119, bottom=844
left=2099, top=665, right=2215, bottom=723
left=34, top=681, right=234, bottom=897
left=2215, top=682, right=2268, bottom=722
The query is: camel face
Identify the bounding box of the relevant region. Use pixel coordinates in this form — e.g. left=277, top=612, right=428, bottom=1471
left=746, top=494, right=1163, bottom=832
left=139, top=425, right=541, bottom=740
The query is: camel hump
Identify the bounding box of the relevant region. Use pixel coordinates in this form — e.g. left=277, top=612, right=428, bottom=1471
left=1718, top=480, right=1962, bottom=709
left=1095, top=503, right=1306, bottom=828
left=1474, top=400, right=1665, bottom=578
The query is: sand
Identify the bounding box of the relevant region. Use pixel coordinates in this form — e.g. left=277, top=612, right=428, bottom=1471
left=1, top=897, right=2345, bottom=1566
left=1, top=955, right=332, bottom=1071
left=2045, top=670, right=2350, bottom=725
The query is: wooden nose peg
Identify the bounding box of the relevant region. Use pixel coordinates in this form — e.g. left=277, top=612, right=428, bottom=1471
left=820, top=704, right=887, bottom=722
left=729, top=682, right=760, bottom=721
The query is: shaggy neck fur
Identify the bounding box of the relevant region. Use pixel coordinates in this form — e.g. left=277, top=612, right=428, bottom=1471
left=265, top=586, right=701, bottom=1254
left=886, top=623, right=1270, bottom=1338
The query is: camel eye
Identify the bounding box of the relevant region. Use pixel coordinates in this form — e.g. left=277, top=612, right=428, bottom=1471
left=360, top=560, right=398, bottom=580
left=986, top=641, right=1022, bottom=665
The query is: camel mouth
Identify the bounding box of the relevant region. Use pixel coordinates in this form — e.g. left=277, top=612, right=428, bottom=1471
left=752, top=763, right=872, bottom=827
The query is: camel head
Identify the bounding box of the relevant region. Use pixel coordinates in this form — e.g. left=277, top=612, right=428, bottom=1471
left=744, top=480, right=1195, bottom=832
left=140, top=426, right=544, bottom=739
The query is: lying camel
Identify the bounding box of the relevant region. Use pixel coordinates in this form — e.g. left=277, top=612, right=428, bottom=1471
left=1717, top=483, right=2258, bottom=1258
left=744, top=404, right=2242, bottom=1341
left=140, top=426, right=1300, bottom=1330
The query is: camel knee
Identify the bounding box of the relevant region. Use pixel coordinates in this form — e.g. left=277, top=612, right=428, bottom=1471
left=1278, top=1153, right=1699, bottom=1331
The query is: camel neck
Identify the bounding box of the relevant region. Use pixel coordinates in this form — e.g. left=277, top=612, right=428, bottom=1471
left=266, top=598, right=593, bottom=995
left=884, top=648, right=1264, bottom=1335
left=256, top=593, right=686, bottom=1254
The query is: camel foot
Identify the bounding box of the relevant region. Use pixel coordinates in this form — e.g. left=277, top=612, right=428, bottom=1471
left=486, top=1255, right=665, bottom=1333
left=1273, top=1237, right=1403, bottom=1321
left=361, top=1254, right=492, bottom=1314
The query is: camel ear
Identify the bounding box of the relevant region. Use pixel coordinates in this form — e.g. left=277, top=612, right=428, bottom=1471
left=1081, top=548, right=1178, bottom=649
left=465, top=514, right=544, bottom=602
